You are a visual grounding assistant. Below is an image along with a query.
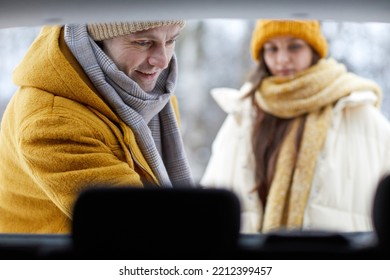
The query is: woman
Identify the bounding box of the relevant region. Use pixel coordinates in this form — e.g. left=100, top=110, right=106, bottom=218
left=201, top=19, right=390, bottom=234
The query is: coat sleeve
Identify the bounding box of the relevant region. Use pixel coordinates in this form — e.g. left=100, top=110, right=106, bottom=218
left=18, top=107, right=143, bottom=218
left=200, top=102, right=262, bottom=234
left=201, top=86, right=256, bottom=189
left=200, top=113, right=242, bottom=189
left=303, top=100, right=390, bottom=231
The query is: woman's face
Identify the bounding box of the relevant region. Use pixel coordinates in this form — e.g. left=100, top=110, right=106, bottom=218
left=263, top=36, right=314, bottom=77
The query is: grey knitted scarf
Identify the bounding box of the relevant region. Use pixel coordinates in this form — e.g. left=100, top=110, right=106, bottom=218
left=64, top=24, right=194, bottom=187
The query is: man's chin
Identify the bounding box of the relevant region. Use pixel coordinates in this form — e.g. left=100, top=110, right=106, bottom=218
left=131, top=79, right=156, bottom=92
left=141, top=83, right=157, bottom=93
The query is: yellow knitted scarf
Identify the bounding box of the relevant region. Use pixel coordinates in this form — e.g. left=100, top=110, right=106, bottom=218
left=255, top=58, right=382, bottom=232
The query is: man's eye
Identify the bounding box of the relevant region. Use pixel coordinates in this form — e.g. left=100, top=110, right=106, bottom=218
left=166, top=39, right=177, bottom=45
left=135, top=41, right=151, bottom=47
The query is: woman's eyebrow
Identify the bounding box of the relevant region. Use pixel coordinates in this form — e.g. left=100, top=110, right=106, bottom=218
left=287, top=38, right=305, bottom=43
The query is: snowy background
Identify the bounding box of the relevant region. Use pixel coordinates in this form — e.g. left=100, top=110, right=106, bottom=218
left=1, top=19, right=390, bottom=181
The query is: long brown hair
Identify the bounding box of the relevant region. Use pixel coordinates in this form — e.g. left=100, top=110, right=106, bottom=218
left=246, top=50, right=320, bottom=208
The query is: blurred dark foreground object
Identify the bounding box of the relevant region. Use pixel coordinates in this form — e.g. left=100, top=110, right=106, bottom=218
left=373, top=174, right=390, bottom=251
left=71, top=186, right=241, bottom=259
left=1, top=179, right=387, bottom=259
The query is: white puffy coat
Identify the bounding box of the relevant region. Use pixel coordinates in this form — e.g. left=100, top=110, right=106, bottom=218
left=201, top=83, right=390, bottom=233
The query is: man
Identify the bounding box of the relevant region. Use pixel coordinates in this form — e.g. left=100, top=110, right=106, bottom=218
left=0, top=21, right=194, bottom=233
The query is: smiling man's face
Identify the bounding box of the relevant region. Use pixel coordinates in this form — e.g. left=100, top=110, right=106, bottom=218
left=101, top=24, right=181, bottom=92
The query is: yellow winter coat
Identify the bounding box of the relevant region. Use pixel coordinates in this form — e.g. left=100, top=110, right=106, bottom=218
left=0, top=26, right=181, bottom=233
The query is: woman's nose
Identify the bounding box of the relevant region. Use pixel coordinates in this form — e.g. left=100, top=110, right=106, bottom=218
left=276, top=50, right=290, bottom=64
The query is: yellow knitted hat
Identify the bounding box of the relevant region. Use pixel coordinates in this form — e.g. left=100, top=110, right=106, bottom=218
left=87, top=20, right=186, bottom=41
left=250, top=19, right=328, bottom=61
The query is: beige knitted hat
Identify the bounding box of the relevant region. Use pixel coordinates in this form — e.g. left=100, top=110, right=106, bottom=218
left=87, top=20, right=186, bottom=41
